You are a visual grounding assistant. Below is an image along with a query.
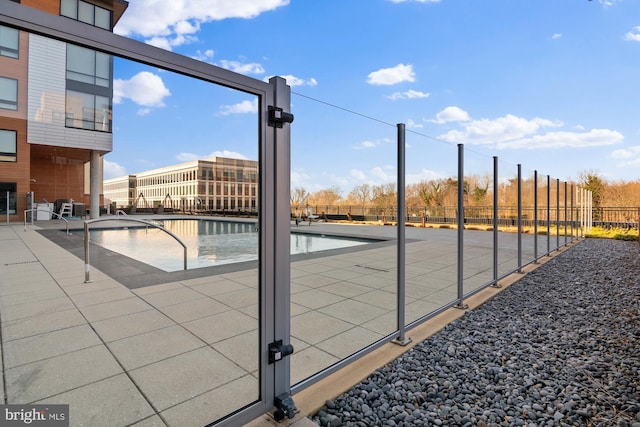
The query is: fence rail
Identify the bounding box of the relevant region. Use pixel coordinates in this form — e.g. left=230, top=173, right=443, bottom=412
left=292, top=205, right=639, bottom=229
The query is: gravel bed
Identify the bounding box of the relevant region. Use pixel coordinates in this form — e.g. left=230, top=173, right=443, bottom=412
left=313, top=238, right=640, bottom=427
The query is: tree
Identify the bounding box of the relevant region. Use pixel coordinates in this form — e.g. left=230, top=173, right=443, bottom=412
left=309, top=186, right=342, bottom=207
left=579, top=170, right=605, bottom=207
left=290, top=187, right=309, bottom=209
left=349, top=184, right=372, bottom=214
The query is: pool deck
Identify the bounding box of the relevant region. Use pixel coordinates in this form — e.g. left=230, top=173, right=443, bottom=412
left=0, top=216, right=571, bottom=426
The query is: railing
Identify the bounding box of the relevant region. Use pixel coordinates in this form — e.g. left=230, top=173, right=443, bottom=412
left=292, top=205, right=639, bottom=229
left=82, top=217, right=187, bottom=283
left=23, top=208, right=69, bottom=234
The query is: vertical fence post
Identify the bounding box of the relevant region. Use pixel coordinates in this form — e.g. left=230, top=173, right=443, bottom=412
left=534, top=170, right=538, bottom=262
left=564, top=181, right=568, bottom=246
left=517, top=164, right=522, bottom=272
left=546, top=175, right=551, bottom=255
left=84, top=221, right=92, bottom=283
left=570, top=184, right=575, bottom=241
left=394, top=123, right=411, bottom=345
left=556, top=178, right=560, bottom=250
left=588, top=191, right=593, bottom=236
left=578, top=187, right=582, bottom=237
left=584, top=188, right=588, bottom=236
left=492, top=156, right=500, bottom=288
left=455, top=144, right=468, bottom=309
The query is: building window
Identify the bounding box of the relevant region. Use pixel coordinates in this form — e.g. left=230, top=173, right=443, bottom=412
left=65, top=44, right=112, bottom=132
left=67, top=44, right=111, bottom=87
left=61, top=0, right=112, bottom=30
left=0, top=25, right=19, bottom=59
left=0, top=182, right=17, bottom=215
left=65, top=91, right=111, bottom=131
left=0, top=77, right=18, bottom=111
left=0, top=129, right=17, bottom=162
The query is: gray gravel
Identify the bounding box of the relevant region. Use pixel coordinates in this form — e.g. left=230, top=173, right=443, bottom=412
left=313, top=238, right=640, bottom=427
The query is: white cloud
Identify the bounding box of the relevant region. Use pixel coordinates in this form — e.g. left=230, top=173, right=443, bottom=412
left=277, top=75, right=318, bottom=87
left=218, top=99, right=258, bottom=115
left=115, top=0, right=290, bottom=49
left=611, top=145, right=640, bottom=168
left=439, top=114, right=563, bottom=145
left=624, top=26, right=640, bottom=42
left=367, top=64, right=416, bottom=86
left=103, top=160, right=127, bottom=179
left=192, top=49, right=215, bottom=63
left=552, top=33, right=562, bottom=40
left=406, top=168, right=445, bottom=184
left=371, top=165, right=396, bottom=182
left=350, top=169, right=367, bottom=181
left=137, top=108, right=151, bottom=116
left=495, top=128, right=624, bottom=149
left=219, top=60, right=265, bottom=75
left=175, top=152, right=199, bottom=162
left=387, top=89, right=430, bottom=100
left=430, top=106, right=471, bottom=124
left=599, top=0, right=622, bottom=7
left=406, top=119, right=423, bottom=129
left=206, top=150, right=248, bottom=160
left=113, top=72, right=171, bottom=107
left=145, top=34, right=199, bottom=51
left=354, top=140, right=379, bottom=150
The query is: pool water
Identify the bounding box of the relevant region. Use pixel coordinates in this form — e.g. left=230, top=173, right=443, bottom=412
left=89, top=219, right=368, bottom=271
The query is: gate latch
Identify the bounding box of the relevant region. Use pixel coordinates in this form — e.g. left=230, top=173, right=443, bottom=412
left=269, top=340, right=294, bottom=364
left=268, top=106, right=294, bottom=128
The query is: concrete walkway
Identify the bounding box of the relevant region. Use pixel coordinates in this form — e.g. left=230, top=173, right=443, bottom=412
left=0, top=217, right=553, bottom=426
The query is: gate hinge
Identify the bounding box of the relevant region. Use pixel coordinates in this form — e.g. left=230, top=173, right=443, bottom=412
left=274, top=392, right=298, bottom=422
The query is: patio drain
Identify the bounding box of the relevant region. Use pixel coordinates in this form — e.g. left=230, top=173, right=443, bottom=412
left=355, top=264, right=390, bottom=273
left=4, top=260, right=39, bottom=266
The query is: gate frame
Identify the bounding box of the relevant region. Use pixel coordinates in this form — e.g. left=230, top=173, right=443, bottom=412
left=0, top=3, right=293, bottom=425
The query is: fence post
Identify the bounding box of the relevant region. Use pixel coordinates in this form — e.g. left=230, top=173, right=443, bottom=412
left=393, top=123, right=410, bottom=345
left=534, top=170, right=538, bottom=262
left=556, top=178, right=560, bottom=250
left=564, top=181, right=568, bottom=246
left=455, top=144, right=468, bottom=309
left=546, top=175, right=551, bottom=254
left=492, top=156, right=501, bottom=288
left=517, top=165, right=522, bottom=272
left=570, top=184, right=575, bottom=241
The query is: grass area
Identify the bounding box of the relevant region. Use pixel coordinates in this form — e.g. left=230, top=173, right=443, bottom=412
left=585, top=226, right=639, bottom=241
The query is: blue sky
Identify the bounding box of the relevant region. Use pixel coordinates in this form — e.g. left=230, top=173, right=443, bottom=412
left=106, top=0, right=640, bottom=195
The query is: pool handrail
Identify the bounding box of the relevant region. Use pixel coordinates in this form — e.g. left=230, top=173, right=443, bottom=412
left=23, top=208, right=69, bottom=234
left=83, top=217, right=187, bottom=283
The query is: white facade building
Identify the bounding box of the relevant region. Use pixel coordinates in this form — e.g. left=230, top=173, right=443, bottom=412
left=104, top=157, right=258, bottom=212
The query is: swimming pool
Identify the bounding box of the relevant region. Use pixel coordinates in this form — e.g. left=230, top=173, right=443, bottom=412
left=88, top=219, right=370, bottom=271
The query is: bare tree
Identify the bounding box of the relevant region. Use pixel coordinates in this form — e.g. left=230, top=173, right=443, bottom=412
left=349, top=184, right=372, bottom=214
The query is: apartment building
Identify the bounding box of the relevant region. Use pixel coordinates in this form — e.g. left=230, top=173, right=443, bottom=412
left=0, top=0, right=128, bottom=221
left=104, top=157, right=259, bottom=213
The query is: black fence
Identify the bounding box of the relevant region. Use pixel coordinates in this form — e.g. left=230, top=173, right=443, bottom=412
left=293, top=205, right=640, bottom=230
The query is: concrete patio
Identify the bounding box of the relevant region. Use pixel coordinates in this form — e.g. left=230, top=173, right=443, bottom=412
left=0, top=216, right=555, bottom=426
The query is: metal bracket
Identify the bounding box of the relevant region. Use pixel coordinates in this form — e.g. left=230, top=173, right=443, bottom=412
left=268, top=340, right=294, bottom=364
left=268, top=106, right=294, bottom=128
left=274, top=393, right=298, bottom=422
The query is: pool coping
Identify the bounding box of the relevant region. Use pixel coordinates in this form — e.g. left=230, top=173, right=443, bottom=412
left=37, top=226, right=397, bottom=290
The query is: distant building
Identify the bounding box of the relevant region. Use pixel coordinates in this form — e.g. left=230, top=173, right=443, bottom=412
left=103, top=157, right=259, bottom=213
left=0, top=0, right=128, bottom=220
